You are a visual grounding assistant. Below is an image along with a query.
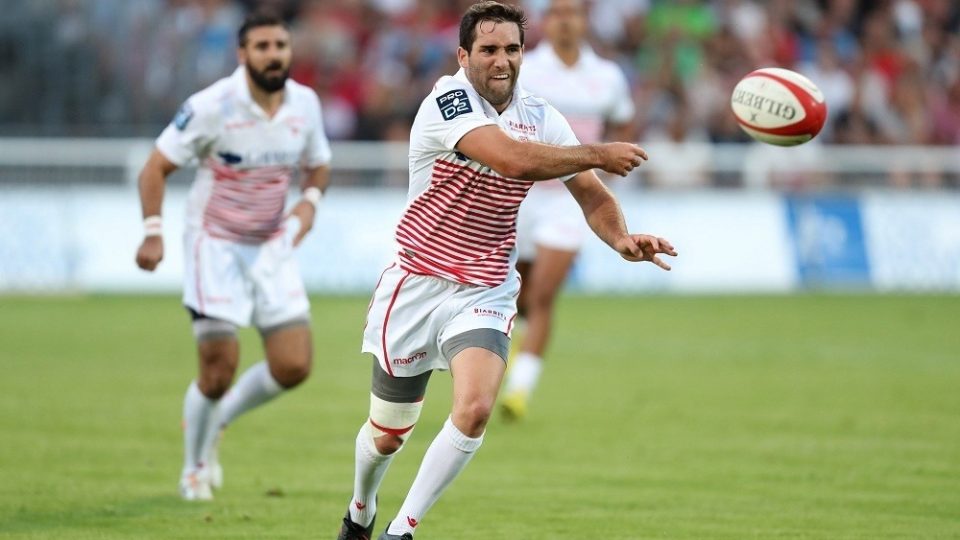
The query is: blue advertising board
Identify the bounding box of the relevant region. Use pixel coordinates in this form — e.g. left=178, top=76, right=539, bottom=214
left=785, top=196, right=871, bottom=288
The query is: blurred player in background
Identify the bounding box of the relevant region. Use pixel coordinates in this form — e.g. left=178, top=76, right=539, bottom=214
left=501, top=0, right=637, bottom=420
left=336, top=2, right=673, bottom=539
left=134, top=11, right=332, bottom=501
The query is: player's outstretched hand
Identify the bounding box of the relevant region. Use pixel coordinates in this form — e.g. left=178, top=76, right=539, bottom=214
left=615, top=234, right=677, bottom=270
left=597, top=142, right=648, bottom=177
left=287, top=199, right=316, bottom=247
left=135, top=236, right=164, bottom=271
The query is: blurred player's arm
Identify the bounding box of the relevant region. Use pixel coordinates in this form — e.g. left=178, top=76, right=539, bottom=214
left=135, top=150, right=179, bottom=271
left=456, top=125, right=647, bottom=180
left=287, top=165, right=330, bottom=247
left=565, top=171, right=676, bottom=270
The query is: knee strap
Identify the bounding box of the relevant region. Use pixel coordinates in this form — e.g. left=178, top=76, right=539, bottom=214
left=367, top=393, right=424, bottom=442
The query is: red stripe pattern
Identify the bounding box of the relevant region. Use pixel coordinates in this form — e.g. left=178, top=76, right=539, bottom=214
left=203, top=159, right=292, bottom=243
left=369, top=419, right=415, bottom=437
left=396, top=159, right=533, bottom=287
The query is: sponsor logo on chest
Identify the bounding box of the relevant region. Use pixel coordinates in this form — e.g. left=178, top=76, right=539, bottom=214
left=216, top=149, right=301, bottom=167
left=506, top=119, right=537, bottom=135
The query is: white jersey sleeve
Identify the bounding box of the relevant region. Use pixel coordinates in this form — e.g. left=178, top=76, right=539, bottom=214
left=155, top=96, right=219, bottom=167
left=414, top=77, right=497, bottom=153
left=607, top=69, right=635, bottom=124
left=303, top=93, right=332, bottom=168
left=542, top=103, right=581, bottom=183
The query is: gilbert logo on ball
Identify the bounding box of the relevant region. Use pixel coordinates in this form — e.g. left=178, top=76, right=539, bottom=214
left=730, top=67, right=827, bottom=146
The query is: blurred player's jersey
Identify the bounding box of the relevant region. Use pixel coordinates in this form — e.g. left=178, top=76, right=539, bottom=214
left=399, top=69, right=580, bottom=287
left=520, top=45, right=634, bottom=143
left=519, top=45, right=635, bottom=193
left=156, top=66, right=331, bottom=244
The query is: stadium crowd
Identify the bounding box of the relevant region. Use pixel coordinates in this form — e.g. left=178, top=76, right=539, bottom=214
left=2, top=0, right=959, bottom=186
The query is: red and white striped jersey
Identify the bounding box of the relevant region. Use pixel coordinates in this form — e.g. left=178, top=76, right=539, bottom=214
left=397, top=69, right=580, bottom=287
left=156, top=66, right=331, bottom=244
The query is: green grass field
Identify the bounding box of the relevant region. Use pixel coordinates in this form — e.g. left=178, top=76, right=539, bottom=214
left=1, top=294, right=958, bottom=539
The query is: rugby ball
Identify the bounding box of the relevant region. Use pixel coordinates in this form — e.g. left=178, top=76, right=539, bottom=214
left=730, top=67, right=827, bottom=146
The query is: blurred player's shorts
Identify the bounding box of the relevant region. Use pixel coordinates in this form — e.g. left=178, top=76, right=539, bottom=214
left=516, top=181, right=589, bottom=260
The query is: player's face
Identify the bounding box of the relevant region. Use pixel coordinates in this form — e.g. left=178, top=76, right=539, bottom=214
left=544, top=0, right=586, bottom=48
left=458, top=20, right=523, bottom=110
left=239, top=25, right=292, bottom=93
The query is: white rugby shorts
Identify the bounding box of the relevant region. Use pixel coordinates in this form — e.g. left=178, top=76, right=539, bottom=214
left=182, top=227, right=309, bottom=328
left=515, top=181, right=588, bottom=261
left=362, top=263, right=521, bottom=377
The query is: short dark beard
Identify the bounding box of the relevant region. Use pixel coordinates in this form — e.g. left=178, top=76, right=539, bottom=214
left=248, top=64, right=288, bottom=93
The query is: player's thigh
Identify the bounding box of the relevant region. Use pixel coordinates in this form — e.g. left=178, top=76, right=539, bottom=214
left=370, top=356, right=433, bottom=404
left=261, top=320, right=312, bottom=385
left=182, top=230, right=254, bottom=326
left=447, top=339, right=507, bottom=433
left=449, top=346, right=506, bottom=402
left=188, top=309, right=241, bottom=394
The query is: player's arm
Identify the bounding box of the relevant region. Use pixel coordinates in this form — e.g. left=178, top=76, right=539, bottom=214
left=135, top=149, right=179, bottom=271
left=565, top=170, right=677, bottom=270
left=455, top=125, right=647, bottom=180
left=286, top=165, right=329, bottom=247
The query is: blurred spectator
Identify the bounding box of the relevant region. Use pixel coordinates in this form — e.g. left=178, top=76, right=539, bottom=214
left=799, top=39, right=855, bottom=139
left=931, top=79, right=960, bottom=145
left=642, top=99, right=713, bottom=189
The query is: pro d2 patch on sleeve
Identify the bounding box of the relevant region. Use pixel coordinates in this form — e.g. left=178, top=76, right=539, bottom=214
left=436, top=89, right=473, bottom=121
left=173, top=102, right=194, bottom=130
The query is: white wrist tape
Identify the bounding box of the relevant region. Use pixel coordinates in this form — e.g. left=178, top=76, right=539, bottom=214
left=143, top=215, right=162, bottom=237
left=302, top=186, right=322, bottom=207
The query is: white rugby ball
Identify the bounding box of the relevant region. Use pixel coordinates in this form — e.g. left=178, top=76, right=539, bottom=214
left=730, top=67, right=827, bottom=146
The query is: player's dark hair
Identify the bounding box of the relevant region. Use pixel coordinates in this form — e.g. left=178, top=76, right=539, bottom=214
left=459, top=1, right=527, bottom=52
left=238, top=10, right=288, bottom=47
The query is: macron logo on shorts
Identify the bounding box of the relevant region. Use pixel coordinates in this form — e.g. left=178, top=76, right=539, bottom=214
left=393, top=351, right=427, bottom=366
left=436, top=89, right=472, bottom=120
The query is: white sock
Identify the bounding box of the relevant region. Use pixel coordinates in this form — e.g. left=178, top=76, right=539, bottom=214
left=182, top=381, right=216, bottom=474
left=504, top=352, right=543, bottom=396
left=387, top=417, right=483, bottom=536
left=217, top=361, right=284, bottom=427
left=349, top=422, right=394, bottom=527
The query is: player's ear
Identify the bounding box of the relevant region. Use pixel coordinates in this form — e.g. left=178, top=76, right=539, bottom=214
left=237, top=47, right=247, bottom=66
left=457, top=47, right=468, bottom=69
